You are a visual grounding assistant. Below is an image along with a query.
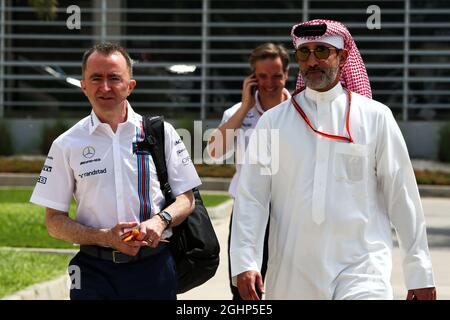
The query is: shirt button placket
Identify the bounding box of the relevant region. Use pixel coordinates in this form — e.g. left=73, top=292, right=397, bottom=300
left=113, top=134, right=125, bottom=222
left=312, top=101, right=330, bottom=225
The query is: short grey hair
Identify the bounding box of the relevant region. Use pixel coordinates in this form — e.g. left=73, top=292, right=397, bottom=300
left=82, top=42, right=133, bottom=78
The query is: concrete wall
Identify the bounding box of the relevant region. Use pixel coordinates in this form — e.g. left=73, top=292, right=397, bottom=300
left=2, top=118, right=448, bottom=160
left=4, top=119, right=79, bottom=155
left=399, top=121, right=446, bottom=160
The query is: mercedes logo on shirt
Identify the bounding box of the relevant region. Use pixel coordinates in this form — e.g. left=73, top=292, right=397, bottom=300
left=82, top=146, right=96, bottom=159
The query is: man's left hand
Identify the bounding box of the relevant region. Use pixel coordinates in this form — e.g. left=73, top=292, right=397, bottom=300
left=137, top=217, right=166, bottom=248
left=407, top=287, right=436, bottom=300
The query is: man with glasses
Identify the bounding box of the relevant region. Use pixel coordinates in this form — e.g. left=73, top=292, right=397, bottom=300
left=230, top=19, right=436, bottom=300
left=208, top=43, right=290, bottom=300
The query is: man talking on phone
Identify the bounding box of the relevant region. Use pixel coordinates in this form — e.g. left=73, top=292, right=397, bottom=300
left=208, top=43, right=291, bottom=300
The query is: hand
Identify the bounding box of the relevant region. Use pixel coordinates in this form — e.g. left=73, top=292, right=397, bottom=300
left=236, top=270, right=264, bottom=300
left=407, top=287, right=436, bottom=300
left=109, top=222, right=149, bottom=256
left=121, top=229, right=140, bottom=242
left=241, top=74, right=258, bottom=112
left=137, top=216, right=167, bottom=248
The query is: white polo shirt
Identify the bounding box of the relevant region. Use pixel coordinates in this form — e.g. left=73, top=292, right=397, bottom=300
left=220, top=89, right=291, bottom=197
left=30, top=103, right=201, bottom=231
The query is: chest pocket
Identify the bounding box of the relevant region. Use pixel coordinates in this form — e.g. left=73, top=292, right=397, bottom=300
left=333, top=143, right=368, bottom=183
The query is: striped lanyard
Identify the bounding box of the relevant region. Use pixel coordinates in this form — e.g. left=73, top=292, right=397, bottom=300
left=291, top=90, right=354, bottom=143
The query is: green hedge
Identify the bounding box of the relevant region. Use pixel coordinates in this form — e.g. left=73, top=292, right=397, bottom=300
left=0, top=122, right=13, bottom=156
left=40, top=121, right=70, bottom=155
left=438, top=122, right=450, bottom=163
left=0, top=251, right=72, bottom=299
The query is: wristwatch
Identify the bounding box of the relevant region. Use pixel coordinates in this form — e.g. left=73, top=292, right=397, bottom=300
left=156, top=210, right=172, bottom=227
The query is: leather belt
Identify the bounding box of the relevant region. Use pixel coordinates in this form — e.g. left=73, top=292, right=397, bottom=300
left=80, top=244, right=166, bottom=264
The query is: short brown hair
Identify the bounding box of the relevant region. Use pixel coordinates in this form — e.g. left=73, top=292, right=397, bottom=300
left=249, top=43, right=290, bottom=72
left=82, top=42, right=133, bottom=78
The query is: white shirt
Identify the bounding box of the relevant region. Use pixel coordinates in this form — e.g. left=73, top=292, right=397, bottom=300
left=231, top=83, right=435, bottom=299
left=30, top=103, right=201, bottom=235
left=220, top=89, right=291, bottom=198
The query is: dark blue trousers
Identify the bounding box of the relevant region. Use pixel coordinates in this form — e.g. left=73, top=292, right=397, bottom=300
left=69, top=246, right=177, bottom=300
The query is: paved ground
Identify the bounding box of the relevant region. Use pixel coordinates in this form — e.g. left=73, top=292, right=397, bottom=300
left=179, top=197, right=450, bottom=300
left=3, top=193, right=448, bottom=300
left=178, top=215, right=233, bottom=300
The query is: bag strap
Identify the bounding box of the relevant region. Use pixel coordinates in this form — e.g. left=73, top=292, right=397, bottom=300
left=142, top=115, right=175, bottom=204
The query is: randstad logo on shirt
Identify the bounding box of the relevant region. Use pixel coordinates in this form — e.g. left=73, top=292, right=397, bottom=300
left=78, top=168, right=107, bottom=179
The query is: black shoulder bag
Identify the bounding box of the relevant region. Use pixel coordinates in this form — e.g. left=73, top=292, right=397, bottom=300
left=139, top=115, right=220, bottom=294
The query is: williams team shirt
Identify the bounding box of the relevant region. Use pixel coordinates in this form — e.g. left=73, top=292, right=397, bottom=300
left=30, top=103, right=201, bottom=232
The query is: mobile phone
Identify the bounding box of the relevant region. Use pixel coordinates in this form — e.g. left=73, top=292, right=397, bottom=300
left=250, top=73, right=258, bottom=95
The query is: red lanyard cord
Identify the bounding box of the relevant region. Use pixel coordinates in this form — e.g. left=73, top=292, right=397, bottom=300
left=291, top=90, right=354, bottom=143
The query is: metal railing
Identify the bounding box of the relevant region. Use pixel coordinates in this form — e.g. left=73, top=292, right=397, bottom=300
left=0, top=0, right=449, bottom=120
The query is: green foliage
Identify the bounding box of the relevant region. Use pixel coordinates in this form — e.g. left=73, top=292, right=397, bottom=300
left=27, top=0, right=58, bottom=21
left=40, top=121, right=69, bottom=155
left=0, top=188, right=35, bottom=203
left=0, top=203, right=78, bottom=249
left=0, top=251, right=72, bottom=298
left=175, top=117, right=196, bottom=151
left=0, top=187, right=226, bottom=299
left=176, top=117, right=195, bottom=135
left=0, top=188, right=228, bottom=248
left=0, top=156, right=44, bottom=173
left=0, top=188, right=77, bottom=249
left=201, top=194, right=231, bottom=207
left=195, top=164, right=236, bottom=178
left=0, top=122, right=13, bottom=156
left=415, top=170, right=450, bottom=185
left=438, top=122, right=450, bottom=163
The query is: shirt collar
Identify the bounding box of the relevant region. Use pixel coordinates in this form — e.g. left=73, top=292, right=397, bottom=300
left=255, top=88, right=291, bottom=115
left=304, top=82, right=344, bottom=104
left=88, top=101, right=141, bottom=135
left=126, top=102, right=142, bottom=129
left=88, top=110, right=101, bottom=135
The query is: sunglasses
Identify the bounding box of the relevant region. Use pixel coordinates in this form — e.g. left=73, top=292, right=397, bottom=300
left=295, top=46, right=339, bottom=62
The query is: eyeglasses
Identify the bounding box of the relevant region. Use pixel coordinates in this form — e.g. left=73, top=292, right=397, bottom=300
left=295, top=46, right=338, bottom=62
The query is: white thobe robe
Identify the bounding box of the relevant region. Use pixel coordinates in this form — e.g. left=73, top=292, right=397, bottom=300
left=230, top=82, right=435, bottom=299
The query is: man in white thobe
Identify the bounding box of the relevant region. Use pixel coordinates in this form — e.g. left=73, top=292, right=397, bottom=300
left=230, top=19, right=436, bottom=300
left=208, top=43, right=291, bottom=300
